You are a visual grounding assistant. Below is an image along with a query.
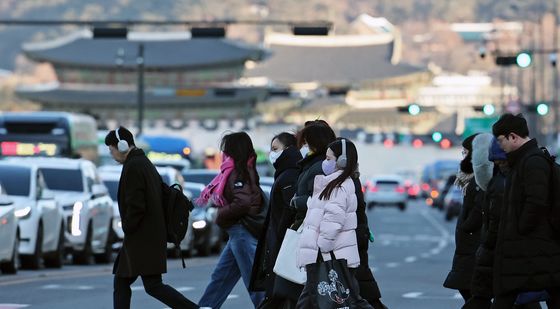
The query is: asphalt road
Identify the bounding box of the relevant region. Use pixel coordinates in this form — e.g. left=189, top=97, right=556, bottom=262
left=0, top=200, right=462, bottom=309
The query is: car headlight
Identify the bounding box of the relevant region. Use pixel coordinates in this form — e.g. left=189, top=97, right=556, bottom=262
left=15, top=206, right=32, bottom=219
left=193, top=220, right=207, bottom=229
left=71, top=201, right=83, bottom=236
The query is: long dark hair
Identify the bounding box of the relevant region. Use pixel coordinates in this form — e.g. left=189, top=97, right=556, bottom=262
left=296, top=124, right=336, bottom=154
left=319, top=138, right=358, bottom=200
left=220, top=132, right=259, bottom=183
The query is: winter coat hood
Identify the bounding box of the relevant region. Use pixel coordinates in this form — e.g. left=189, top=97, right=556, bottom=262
left=273, top=145, right=302, bottom=179
left=472, top=133, right=494, bottom=191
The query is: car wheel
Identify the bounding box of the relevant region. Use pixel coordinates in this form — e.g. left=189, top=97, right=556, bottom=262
left=94, top=222, right=113, bottom=264
left=21, top=224, right=43, bottom=270
left=44, top=224, right=65, bottom=268
left=0, top=232, right=19, bottom=274
left=73, top=224, right=93, bottom=265
left=398, top=203, right=406, bottom=211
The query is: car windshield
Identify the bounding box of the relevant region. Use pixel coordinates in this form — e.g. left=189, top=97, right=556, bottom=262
left=103, top=180, right=119, bottom=201
left=0, top=166, right=31, bottom=196
left=41, top=168, right=84, bottom=192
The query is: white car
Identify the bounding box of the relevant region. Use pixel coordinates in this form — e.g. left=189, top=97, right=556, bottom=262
left=0, top=162, right=65, bottom=269
left=98, top=170, right=123, bottom=249
left=23, top=158, right=114, bottom=265
left=0, top=185, right=19, bottom=274
left=364, top=175, right=408, bottom=211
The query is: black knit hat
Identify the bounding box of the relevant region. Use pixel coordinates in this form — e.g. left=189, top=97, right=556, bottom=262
left=492, top=113, right=529, bottom=138
left=462, top=133, right=478, bottom=152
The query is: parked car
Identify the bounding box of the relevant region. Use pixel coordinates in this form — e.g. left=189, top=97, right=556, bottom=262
left=21, top=158, right=114, bottom=265
left=443, top=185, right=463, bottom=221
left=0, top=162, right=65, bottom=269
left=0, top=185, right=19, bottom=274
left=182, top=169, right=219, bottom=186
left=364, top=175, right=407, bottom=211
left=184, top=182, right=223, bottom=256
left=98, top=170, right=123, bottom=249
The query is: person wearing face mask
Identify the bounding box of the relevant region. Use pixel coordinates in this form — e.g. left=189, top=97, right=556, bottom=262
left=250, top=132, right=303, bottom=309
left=295, top=138, right=373, bottom=308
left=444, top=133, right=484, bottom=303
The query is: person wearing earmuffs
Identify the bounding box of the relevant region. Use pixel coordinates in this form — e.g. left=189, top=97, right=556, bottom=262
left=105, top=127, right=198, bottom=309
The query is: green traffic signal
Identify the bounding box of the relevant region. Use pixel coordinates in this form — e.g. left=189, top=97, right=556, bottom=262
left=516, top=52, right=532, bottom=68
left=432, top=132, right=443, bottom=143
left=537, top=103, right=549, bottom=116
left=408, top=104, right=421, bottom=116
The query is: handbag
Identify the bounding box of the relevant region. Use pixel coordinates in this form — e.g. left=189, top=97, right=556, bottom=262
left=306, top=251, right=370, bottom=309
left=273, top=225, right=306, bottom=284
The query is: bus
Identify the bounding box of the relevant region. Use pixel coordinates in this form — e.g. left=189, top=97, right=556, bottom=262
left=0, top=112, right=98, bottom=163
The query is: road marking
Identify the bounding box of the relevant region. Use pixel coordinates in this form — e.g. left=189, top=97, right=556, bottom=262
left=386, top=262, right=400, bottom=268
left=177, top=286, right=195, bottom=292
left=41, top=284, right=94, bottom=290
left=226, top=294, right=239, bottom=300
left=131, top=286, right=143, bottom=291
left=0, top=305, right=30, bottom=309
left=420, top=253, right=431, bottom=258
left=402, top=291, right=463, bottom=300
left=404, top=256, right=417, bottom=263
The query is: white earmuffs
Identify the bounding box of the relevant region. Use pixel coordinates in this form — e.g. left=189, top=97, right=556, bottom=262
left=115, top=127, right=130, bottom=153
left=336, top=139, right=347, bottom=168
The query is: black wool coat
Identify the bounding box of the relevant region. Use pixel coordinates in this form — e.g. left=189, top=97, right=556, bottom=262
left=291, top=152, right=325, bottom=229
left=444, top=177, right=483, bottom=290
left=250, top=146, right=301, bottom=296
left=493, top=139, right=560, bottom=295
left=114, top=148, right=167, bottom=277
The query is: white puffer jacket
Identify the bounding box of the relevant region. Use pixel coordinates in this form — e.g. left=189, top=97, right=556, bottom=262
left=297, top=170, right=360, bottom=268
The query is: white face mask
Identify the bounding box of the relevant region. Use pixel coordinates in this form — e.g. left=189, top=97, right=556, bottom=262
left=269, top=150, right=283, bottom=165
left=300, top=145, right=310, bottom=157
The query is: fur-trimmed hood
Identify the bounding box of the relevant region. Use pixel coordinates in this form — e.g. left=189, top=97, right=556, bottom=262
left=472, top=133, right=494, bottom=191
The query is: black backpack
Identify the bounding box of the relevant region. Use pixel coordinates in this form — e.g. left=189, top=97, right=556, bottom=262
left=161, top=182, right=194, bottom=268
left=531, top=147, right=560, bottom=237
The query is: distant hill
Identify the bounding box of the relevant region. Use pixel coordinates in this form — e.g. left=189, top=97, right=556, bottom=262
left=0, top=0, right=554, bottom=70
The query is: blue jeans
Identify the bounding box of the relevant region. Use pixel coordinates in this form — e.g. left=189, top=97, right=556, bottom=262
left=199, top=224, right=265, bottom=308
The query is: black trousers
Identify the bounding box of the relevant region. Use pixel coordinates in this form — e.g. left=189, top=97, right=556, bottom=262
left=491, top=289, right=560, bottom=309
left=113, top=275, right=199, bottom=309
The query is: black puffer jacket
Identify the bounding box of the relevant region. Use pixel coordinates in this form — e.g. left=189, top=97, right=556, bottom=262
left=250, top=146, right=301, bottom=297
left=493, top=139, right=560, bottom=295
left=444, top=177, right=484, bottom=290
left=471, top=168, right=506, bottom=298
left=291, top=152, right=325, bottom=229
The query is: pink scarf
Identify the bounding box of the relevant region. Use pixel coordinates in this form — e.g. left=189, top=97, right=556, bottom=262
left=196, top=154, right=256, bottom=207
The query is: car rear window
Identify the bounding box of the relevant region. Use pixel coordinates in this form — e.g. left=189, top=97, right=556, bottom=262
left=0, top=166, right=30, bottom=196
left=103, top=180, right=119, bottom=201
left=41, top=168, right=84, bottom=192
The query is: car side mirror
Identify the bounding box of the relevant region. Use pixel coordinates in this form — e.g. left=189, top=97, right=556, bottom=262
left=41, top=189, right=55, bottom=200
left=92, top=184, right=108, bottom=199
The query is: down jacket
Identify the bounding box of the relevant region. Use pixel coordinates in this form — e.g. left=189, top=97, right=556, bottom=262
left=297, top=170, right=360, bottom=268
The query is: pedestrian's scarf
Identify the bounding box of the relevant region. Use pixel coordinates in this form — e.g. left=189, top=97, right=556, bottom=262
left=196, top=154, right=255, bottom=207
left=454, top=171, right=474, bottom=196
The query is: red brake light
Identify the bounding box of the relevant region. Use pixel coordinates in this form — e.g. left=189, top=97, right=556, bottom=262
left=395, top=186, right=406, bottom=194
left=421, top=183, right=430, bottom=191
left=370, top=186, right=379, bottom=193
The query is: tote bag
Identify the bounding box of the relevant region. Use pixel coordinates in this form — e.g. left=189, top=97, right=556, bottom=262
left=273, top=225, right=306, bottom=284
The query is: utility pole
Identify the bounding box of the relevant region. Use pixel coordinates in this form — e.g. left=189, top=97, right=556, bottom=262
left=137, top=43, right=145, bottom=136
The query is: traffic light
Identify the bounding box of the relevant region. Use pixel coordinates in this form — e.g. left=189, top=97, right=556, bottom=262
left=440, top=138, right=452, bottom=149
left=432, top=132, right=443, bottom=143
left=527, top=102, right=550, bottom=116
left=473, top=104, right=495, bottom=116
left=412, top=138, right=424, bottom=148
left=397, top=104, right=421, bottom=115
left=495, top=52, right=532, bottom=68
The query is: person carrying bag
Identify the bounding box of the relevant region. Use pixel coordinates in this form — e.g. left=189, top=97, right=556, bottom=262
left=274, top=225, right=306, bottom=285
left=294, top=138, right=372, bottom=309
